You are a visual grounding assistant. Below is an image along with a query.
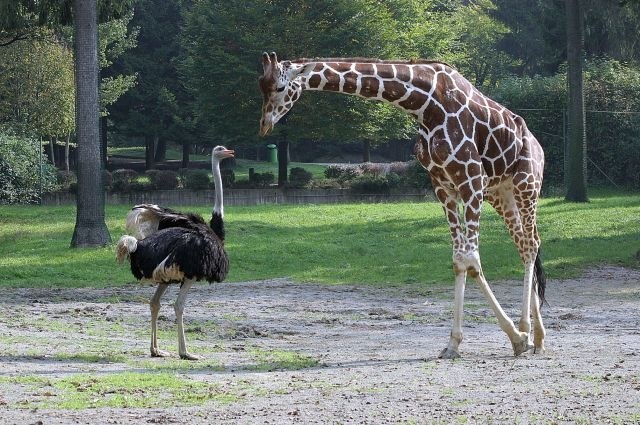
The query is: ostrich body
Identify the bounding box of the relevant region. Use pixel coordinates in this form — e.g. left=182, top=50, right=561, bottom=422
left=116, top=146, right=234, bottom=360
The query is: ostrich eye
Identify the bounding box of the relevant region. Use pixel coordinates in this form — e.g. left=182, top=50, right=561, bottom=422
left=276, top=86, right=286, bottom=93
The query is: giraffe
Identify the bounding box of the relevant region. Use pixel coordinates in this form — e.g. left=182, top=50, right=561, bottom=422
left=258, top=52, right=546, bottom=358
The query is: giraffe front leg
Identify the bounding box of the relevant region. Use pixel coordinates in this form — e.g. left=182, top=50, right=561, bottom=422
left=150, top=283, right=170, bottom=357
left=439, top=264, right=466, bottom=359
left=174, top=281, right=201, bottom=360
left=469, top=261, right=531, bottom=356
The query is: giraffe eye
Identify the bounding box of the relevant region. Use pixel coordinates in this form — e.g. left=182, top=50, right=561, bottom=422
left=276, top=86, right=286, bottom=93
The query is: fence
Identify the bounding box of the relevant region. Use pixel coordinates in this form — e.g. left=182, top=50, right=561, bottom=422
left=41, top=188, right=433, bottom=207
left=514, top=108, right=640, bottom=188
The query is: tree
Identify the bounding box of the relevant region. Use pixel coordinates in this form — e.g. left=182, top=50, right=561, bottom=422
left=109, top=0, right=189, bottom=169
left=565, top=0, right=588, bottom=202
left=70, top=0, right=111, bottom=247
left=0, top=32, right=75, bottom=138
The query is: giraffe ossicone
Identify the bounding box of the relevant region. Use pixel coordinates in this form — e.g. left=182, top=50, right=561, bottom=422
left=259, top=52, right=547, bottom=358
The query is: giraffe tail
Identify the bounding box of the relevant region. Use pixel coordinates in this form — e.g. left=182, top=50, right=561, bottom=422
left=534, top=247, right=547, bottom=308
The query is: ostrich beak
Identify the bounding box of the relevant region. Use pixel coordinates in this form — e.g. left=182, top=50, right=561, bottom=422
left=222, top=149, right=234, bottom=158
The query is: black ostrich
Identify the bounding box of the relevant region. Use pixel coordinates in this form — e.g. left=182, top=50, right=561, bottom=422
left=116, top=145, right=234, bottom=360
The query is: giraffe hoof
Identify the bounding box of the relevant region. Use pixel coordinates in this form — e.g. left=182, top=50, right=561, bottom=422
left=512, top=334, right=533, bottom=356
left=530, top=344, right=546, bottom=355
left=179, top=352, right=202, bottom=361
left=438, top=347, right=461, bottom=359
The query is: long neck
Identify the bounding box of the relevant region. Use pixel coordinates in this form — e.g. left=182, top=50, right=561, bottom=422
left=211, top=157, right=223, bottom=219
left=298, top=60, right=461, bottom=126
left=210, top=156, right=225, bottom=242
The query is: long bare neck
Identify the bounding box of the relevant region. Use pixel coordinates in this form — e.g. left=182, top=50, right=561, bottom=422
left=297, top=60, right=472, bottom=127
left=211, top=158, right=223, bottom=219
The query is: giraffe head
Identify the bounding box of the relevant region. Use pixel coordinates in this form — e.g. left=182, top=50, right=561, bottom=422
left=258, top=52, right=313, bottom=136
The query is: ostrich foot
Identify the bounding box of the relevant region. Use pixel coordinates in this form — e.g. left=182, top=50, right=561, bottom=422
left=179, top=351, right=202, bottom=361
left=438, top=347, right=461, bottom=359
left=511, top=333, right=534, bottom=356
left=151, top=348, right=171, bottom=358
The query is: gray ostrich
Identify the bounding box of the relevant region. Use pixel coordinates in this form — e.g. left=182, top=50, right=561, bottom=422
left=116, top=145, right=234, bottom=360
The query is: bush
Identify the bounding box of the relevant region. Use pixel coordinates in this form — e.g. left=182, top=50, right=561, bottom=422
left=289, top=167, right=313, bottom=188
left=183, top=169, right=210, bottom=190
left=56, top=170, right=77, bottom=192
left=324, top=165, right=342, bottom=179
left=349, top=175, right=391, bottom=194
left=249, top=171, right=274, bottom=188
left=0, top=130, right=58, bottom=204
left=145, top=169, right=179, bottom=190
left=111, top=169, right=139, bottom=193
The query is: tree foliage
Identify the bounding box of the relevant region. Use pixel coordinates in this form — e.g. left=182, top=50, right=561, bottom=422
left=0, top=32, right=75, bottom=138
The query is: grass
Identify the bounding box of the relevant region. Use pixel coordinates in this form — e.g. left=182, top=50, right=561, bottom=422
left=247, top=347, right=319, bottom=371
left=47, top=372, right=237, bottom=408
left=0, top=190, right=638, bottom=288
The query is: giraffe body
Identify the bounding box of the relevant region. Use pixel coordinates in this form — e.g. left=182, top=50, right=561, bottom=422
left=259, top=52, right=546, bottom=357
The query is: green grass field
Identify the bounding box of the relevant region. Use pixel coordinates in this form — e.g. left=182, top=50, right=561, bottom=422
left=0, top=191, right=638, bottom=288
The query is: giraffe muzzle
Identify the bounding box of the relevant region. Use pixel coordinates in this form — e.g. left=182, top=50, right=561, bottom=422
left=259, top=121, right=274, bottom=137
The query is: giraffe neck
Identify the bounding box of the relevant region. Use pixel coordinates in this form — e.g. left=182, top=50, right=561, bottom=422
left=298, top=60, right=454, bottom=124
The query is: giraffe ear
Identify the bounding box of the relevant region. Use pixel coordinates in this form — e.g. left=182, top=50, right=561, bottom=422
left=261, top=52, right=272, bottom=73
left=290, top=63, right=314, bottom=79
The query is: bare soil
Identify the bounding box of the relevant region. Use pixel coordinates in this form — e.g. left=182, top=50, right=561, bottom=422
left=1, top=266, right=639, bottom=424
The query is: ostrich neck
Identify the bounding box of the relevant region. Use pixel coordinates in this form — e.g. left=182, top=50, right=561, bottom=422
left=211, top=159, right=223, bottom=218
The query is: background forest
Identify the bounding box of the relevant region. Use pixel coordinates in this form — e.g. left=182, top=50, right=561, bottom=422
left=1, top=0, right=640, bottom=204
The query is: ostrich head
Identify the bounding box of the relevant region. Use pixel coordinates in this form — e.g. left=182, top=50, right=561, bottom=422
left=210, top=145, right=234, bottom=223
left=212, top=145, right=234, bottom=162
left=258, top=52, right=313, bottom=137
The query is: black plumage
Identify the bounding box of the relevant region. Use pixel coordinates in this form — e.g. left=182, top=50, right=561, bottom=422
left=129, top=225, right=229, bottom=283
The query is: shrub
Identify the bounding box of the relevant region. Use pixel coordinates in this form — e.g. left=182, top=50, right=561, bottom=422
left=232, top=178, right=252, bottom=188
left=249, top=171, right=275, bottom=188
left=56, top=170, right=77, bottom=192
left=0, top=130, right=58, bottom=204
left=183, top=169, right=210, bottom=190
left=289, top=167, right=313, bottom=188
left=145, top=169, right=179, bottom=190
left=324, top=165, right=342, bottom=179
left=349, top=175, right=391, bottom=194
left=111, top=169, right=138, bottom=193
left=359, top=162, right=386, bottom=177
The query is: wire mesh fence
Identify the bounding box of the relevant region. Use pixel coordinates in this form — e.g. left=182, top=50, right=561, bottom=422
left=515, top=108, right=640, bottom=190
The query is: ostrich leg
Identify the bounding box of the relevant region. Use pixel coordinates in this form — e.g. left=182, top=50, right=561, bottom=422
left=175, top=280, right=200, bottom=360
left=150, top=283, right=170, bottom=357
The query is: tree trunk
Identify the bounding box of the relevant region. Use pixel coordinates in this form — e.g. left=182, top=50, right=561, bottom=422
left=145, top=135, right=155, bottom=169
left=181, top=143, right=190, bottom=169
left=65, top=133, right=71, bottom=172
left=362, top=139, right=371, bottom=163
left=154, top=136, right=167, bottom=162
left=100, top=116, right=108, bottom=168
left=71, top=0, right=111, bottom=247
left=48, top=137, right=56, bottom=166
left=277, top=139, right=289, bottom=187
left=565, top=0, right=588, bottom=202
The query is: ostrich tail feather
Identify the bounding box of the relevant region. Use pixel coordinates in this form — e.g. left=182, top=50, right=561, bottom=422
left=126, top=205, right=160, bottom=239
left=116, top=235, right=138, bottom=263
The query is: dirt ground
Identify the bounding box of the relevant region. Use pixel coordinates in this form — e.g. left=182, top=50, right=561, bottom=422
left=0, top=266, right=639, bottom=424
